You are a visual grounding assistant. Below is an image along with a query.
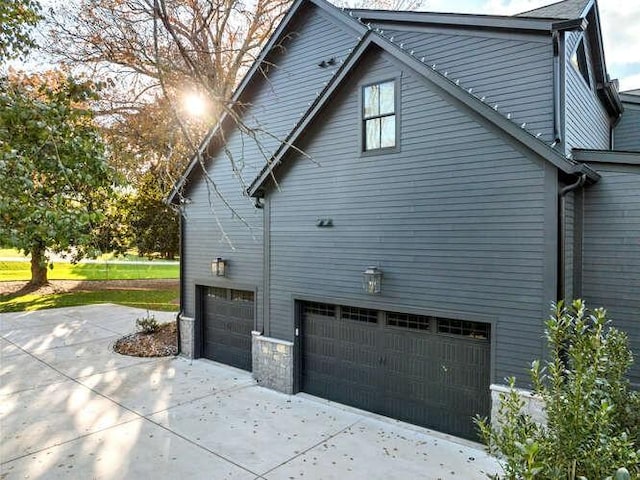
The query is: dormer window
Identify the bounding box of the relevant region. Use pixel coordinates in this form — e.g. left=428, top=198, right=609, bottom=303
left=571, top=38, right=591, bottom=88
left=362, top=80, right=397, bottom=151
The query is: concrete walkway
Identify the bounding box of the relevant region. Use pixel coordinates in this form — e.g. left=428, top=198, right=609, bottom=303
left=0, top=305, right=502, bottom=479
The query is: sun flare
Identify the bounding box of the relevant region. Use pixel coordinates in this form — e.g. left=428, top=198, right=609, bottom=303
left=183, top=92, right=207, bottom=117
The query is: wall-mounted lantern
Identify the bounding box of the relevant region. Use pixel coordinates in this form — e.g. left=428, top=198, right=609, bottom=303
left=362, top=266, right=382, bottom=295
left=212, top=257, right=227, bottom=277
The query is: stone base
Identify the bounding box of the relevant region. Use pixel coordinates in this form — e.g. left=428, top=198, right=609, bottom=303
left=178, top=314, right=195, bottom=359
left=490, top=383, right=546, bottom=429
left=252, top=332, right=294, bottom=394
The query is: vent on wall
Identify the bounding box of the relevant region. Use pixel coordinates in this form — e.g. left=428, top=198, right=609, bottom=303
left=318, top=57, right=336, bottom=68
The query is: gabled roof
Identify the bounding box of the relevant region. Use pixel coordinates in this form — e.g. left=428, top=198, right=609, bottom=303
left=166, top=0, right=365, bottom=204
left=247, top=25, right=599, bottom=196
left=346, top=8, right=560, bottom=34
left=169, top=0, right=603, bottom=204
left=515, top=0, right=621, bottom=119
left=516, top=0, right=593, bottom=19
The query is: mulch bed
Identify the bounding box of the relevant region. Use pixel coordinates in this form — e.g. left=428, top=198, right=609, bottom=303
left=113, top=322, right=178, bottom=357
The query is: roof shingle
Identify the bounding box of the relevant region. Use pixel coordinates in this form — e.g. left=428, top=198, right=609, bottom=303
left=515, top=0, right=591, bottom=19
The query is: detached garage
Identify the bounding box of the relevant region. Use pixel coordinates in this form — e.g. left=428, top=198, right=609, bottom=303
left=297, top=301, right=491, bottom=440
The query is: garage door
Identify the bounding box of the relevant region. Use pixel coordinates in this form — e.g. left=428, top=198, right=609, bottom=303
left=202, top=287, right=254, bottom=371
left=300, top=302, right=491, bottom=440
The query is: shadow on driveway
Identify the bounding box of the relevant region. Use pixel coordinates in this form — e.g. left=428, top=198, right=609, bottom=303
left=0, top=305, right=502, bottom=479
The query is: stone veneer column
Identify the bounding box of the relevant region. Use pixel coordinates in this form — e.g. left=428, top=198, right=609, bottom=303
left=490, top=383, right=547, bottom=428
left=251, top=332, right=294, bottom=394
left=178, top=314, right=195, bottom=359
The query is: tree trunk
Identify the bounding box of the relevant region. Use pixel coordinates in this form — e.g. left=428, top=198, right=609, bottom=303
left=30, top=243, right=48, bottom=287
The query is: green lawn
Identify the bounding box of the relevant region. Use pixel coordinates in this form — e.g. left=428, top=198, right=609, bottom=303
left=0, top=261, right=179, bottom=281
left=0, top=288, right=179, bottom=313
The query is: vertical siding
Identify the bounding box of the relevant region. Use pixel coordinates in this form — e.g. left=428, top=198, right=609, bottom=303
left=564, top=31, right=610, bottom=154
left=582, top=166, right=640, bottom=385
left=614, top=102, right=640, bottom=151
left=181, top=4, right=359, bottom=323
left=268, top=48, right=555, bottom=382
left=381, top=28, right=555, bottom=143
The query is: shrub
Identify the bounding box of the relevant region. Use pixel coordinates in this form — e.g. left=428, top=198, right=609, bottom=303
left=476, top=300, right=640, bottom=480
left=136, top=313, right=159, bottom=334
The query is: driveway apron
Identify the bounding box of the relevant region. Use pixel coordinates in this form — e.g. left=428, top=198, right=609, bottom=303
left=0, top=305, right=502, bottom=479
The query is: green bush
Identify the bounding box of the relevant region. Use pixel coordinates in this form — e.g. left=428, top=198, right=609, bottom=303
left=476, top=300, right=639, bottom=480
left=136, top=313, right=159, bottom=334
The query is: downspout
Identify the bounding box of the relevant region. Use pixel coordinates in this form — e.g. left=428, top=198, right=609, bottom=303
left=557, top=174, right=586, bottom=301
left=552, top=31, right=563, bottom=147
left=175, top=204, right=186, bottom=355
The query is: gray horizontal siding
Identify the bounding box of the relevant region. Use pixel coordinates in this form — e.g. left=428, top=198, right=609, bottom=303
left=582, top=165, right=640, bottom=384
left=182, top=167, right=263, bottom=320
left=564, top=32, right=610, bottom=154
left=614, top=102, right=640, bottom=151
left=233, top=4, right=358, bottom=184
left=268, top=48, right=555, bottom=383
left=380, top=28, right=555, bottom=143
left=182, top=4, right=359, bottom=323
left=564, top=190, right=575, bottom=301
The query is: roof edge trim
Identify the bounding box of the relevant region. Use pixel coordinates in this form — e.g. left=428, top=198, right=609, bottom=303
left=573, top=149, right=640, bottom=166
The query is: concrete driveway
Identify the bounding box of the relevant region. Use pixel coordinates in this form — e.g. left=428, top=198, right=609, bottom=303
left=0, top=305, right=502, bottom=479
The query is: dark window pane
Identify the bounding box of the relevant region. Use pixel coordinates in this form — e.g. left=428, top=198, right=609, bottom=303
left=379, top=81, right=395, bottom=115
left=387, top=311, right=430, bottom=330
left=208, top=287, right=227, bottom=299
left=437, top=318, right=490, bottom=340
left=365, top=118, right=380, bottom=150
left=571, top=39, right=590, bottom=87
left=380, top=115, right=396, bottom=148
left=230, top=289, right=254, bottom=302
left=341, top=306, right=378, bottom=323
left=304, top=302, right=336, bottom=317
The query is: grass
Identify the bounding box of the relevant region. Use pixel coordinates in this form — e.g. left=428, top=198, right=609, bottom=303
left=0, top=288, right=179, bottom=313
left=0, top=248, right=177, bottom=262
left=0, top=249, right=180, bottom=313
left=0, top=261, right=179, bottom=281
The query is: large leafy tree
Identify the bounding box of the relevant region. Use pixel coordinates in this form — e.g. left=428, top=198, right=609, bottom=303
left=0, top=0, right=42, bottom=61
left=128, top=170, right=179, bottom=259
left=0, top=71, right=113, bottom=286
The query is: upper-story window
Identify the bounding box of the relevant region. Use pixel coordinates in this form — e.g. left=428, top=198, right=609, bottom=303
left=362, top=80, right=396, bottom=151
left=571, top=38, right=591, bottom=88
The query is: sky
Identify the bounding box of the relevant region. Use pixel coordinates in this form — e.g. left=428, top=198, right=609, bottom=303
left=16, top=0, right=640, bottom=92
left=419, top=0, right=640, bottom=91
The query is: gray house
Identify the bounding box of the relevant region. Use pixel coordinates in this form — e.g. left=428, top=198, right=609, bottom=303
left=168, top=0, right=640, bottom=440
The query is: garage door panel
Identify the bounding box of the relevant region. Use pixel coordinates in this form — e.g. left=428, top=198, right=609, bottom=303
left=202, top=288, right=253, bottom=371
left=300, top=302, right=491, bottom=440
left=302, top=311, right=383, bottom=412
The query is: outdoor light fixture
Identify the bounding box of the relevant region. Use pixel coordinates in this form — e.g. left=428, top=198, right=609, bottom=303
left=212, top=257, right=227, bottom=277
left=362, top=266, right=382, bottom=295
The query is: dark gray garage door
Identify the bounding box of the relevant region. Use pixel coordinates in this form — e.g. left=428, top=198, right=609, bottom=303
left=202, top=287, right=254, bottom=371
left=300, top=302, right=491, bottom=440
